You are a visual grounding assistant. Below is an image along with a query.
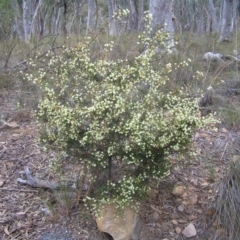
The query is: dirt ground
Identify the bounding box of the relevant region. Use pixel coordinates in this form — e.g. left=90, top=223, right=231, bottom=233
left=0, top=89, right=239, bottom=240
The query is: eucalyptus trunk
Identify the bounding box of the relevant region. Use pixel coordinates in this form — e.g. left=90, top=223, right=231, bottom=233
left=127, top=0, right=138, bottom=31
left=149, top=0, right=175, bottom=51
left=107, top=0, right=119, bottom=36
left=86, top=0, right=96, bottom=34
left=208, top=0, right=219, bottom=32
left=218, top=0, right=233, bottom=42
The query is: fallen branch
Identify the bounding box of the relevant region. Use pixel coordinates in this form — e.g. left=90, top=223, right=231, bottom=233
left=0, top=188, right=38, bottom=192
left=17, top=166, right=59, bottom=190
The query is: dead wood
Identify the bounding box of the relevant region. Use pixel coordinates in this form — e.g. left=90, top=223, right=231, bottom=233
left=17, top=166, right=59, bottom=189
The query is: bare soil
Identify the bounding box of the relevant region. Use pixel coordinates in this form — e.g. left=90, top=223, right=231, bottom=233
left=0, top=89, right=239, bottom=240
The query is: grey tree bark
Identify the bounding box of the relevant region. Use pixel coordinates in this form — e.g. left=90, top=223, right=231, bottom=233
left=127, top=0, right=138, bottom=31
left=22, top=0, right=45, bottom=42
left=231, top=0, right=237, bottom=32
left=86, top=0, right=96, bottom=34
left=197, top=1, right=205, bottom=35
left=208, top=0, right=219, bottom=32
left=107, top=0, right=119, bottom=36
left=30, top=0, right=44, bottom=39
left=12, top=0, right=25, bottom=40
left=22, top=0, right=34, bottom=42
left=137, top=0, right=144, bottom=31
left=149, top=0, right=175, bottom=50
left=218, top=0, right=233, bottom=42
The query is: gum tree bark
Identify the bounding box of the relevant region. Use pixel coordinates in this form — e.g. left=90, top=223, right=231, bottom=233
left=127, top=0, right=138, bottom=31
left=107, top=0, right=119, bottom=36
left=21, top=0, right=46, bottom=42
left=208, top=0, right=219, bottom=32
left=137, top=0, right=144, bottom=31
left=11, top=0, right=25, bottom=40
left=149, top=0, right=175, bottom=51
left=86, top=0, right=95, bottom=35
left=218, top=0, right=233, bottom=42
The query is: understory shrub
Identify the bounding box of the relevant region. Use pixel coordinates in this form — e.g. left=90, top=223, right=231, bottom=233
left=26, top=21, right=215, bottom=215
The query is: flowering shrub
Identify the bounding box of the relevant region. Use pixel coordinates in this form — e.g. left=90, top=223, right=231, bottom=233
left=27, top=25, right=215, bottom=215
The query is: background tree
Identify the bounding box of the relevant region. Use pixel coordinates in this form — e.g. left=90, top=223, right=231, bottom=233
left=106, top=0, right=119, bottom=36
left=149, top=0, right=175, bottom=51
left=218, top=0, right=233, bottom=42
left=86, top=0, right=96, bottom=34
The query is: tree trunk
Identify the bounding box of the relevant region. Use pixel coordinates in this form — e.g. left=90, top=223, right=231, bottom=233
left=86, top=0, right=96, bottom=34
left=22, top=0, right=33, bottom=42
left=62, top=0, right=67, bottom=37
left=53, top=3, right=63, bottom=35
left=30, top=0, right=43, bottom=40
left=22, top=0, right=45, bottom=42
left=208, top=0, right=219, bottom=32
left=12, top=0, right=25, bottom=40
left=218, top=0, right=233, bottom=42
left=127, top=0, right=138, bottom=31
left=137, top=0, right=144, bottom=31
left=107, top=0, right=119, bottom=36
left=231, top=0, right=237, bottom=32
left=149, top=0, right=175, bottom=51
left=197, top=1, right=205, bottom=35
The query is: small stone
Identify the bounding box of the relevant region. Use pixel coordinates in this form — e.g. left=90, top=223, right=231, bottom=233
left=175, top=227, right=181, bottom=234
left=172, top=186, right=185, bottom=196
left=182, top=223, right=197, bottom=238
left=177, top=204, right=184, bottom=212
left=171, top=219, right=178, bottom=225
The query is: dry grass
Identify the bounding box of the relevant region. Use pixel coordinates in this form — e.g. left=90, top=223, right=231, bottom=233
left=213, top=160, right=240, bottom=240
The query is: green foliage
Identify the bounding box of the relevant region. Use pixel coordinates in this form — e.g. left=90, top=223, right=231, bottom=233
left=27, top=25, right=215, bottom=214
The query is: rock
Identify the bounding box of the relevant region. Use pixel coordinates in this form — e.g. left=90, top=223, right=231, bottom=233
left=177, top=204, right=184, bottom=212
left=175, top=227, right=182, bottom=234
left=171, top=219, right=178, bottom=225
left=182, top=223, right=197, bottom=238
left=96, top=204, right=142, bottom=240
left=172, top=186, right=185, bottom=196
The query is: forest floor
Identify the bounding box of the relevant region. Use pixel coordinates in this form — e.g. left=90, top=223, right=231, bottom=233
left=0, top=88, right=240, bottom=240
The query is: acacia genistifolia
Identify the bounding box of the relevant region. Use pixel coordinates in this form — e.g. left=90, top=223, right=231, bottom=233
left=27, top=15, right=216, bottom=215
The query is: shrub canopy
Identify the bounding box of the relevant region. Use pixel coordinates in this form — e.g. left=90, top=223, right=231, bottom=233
left=27, top=29, right=215, bottom=213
